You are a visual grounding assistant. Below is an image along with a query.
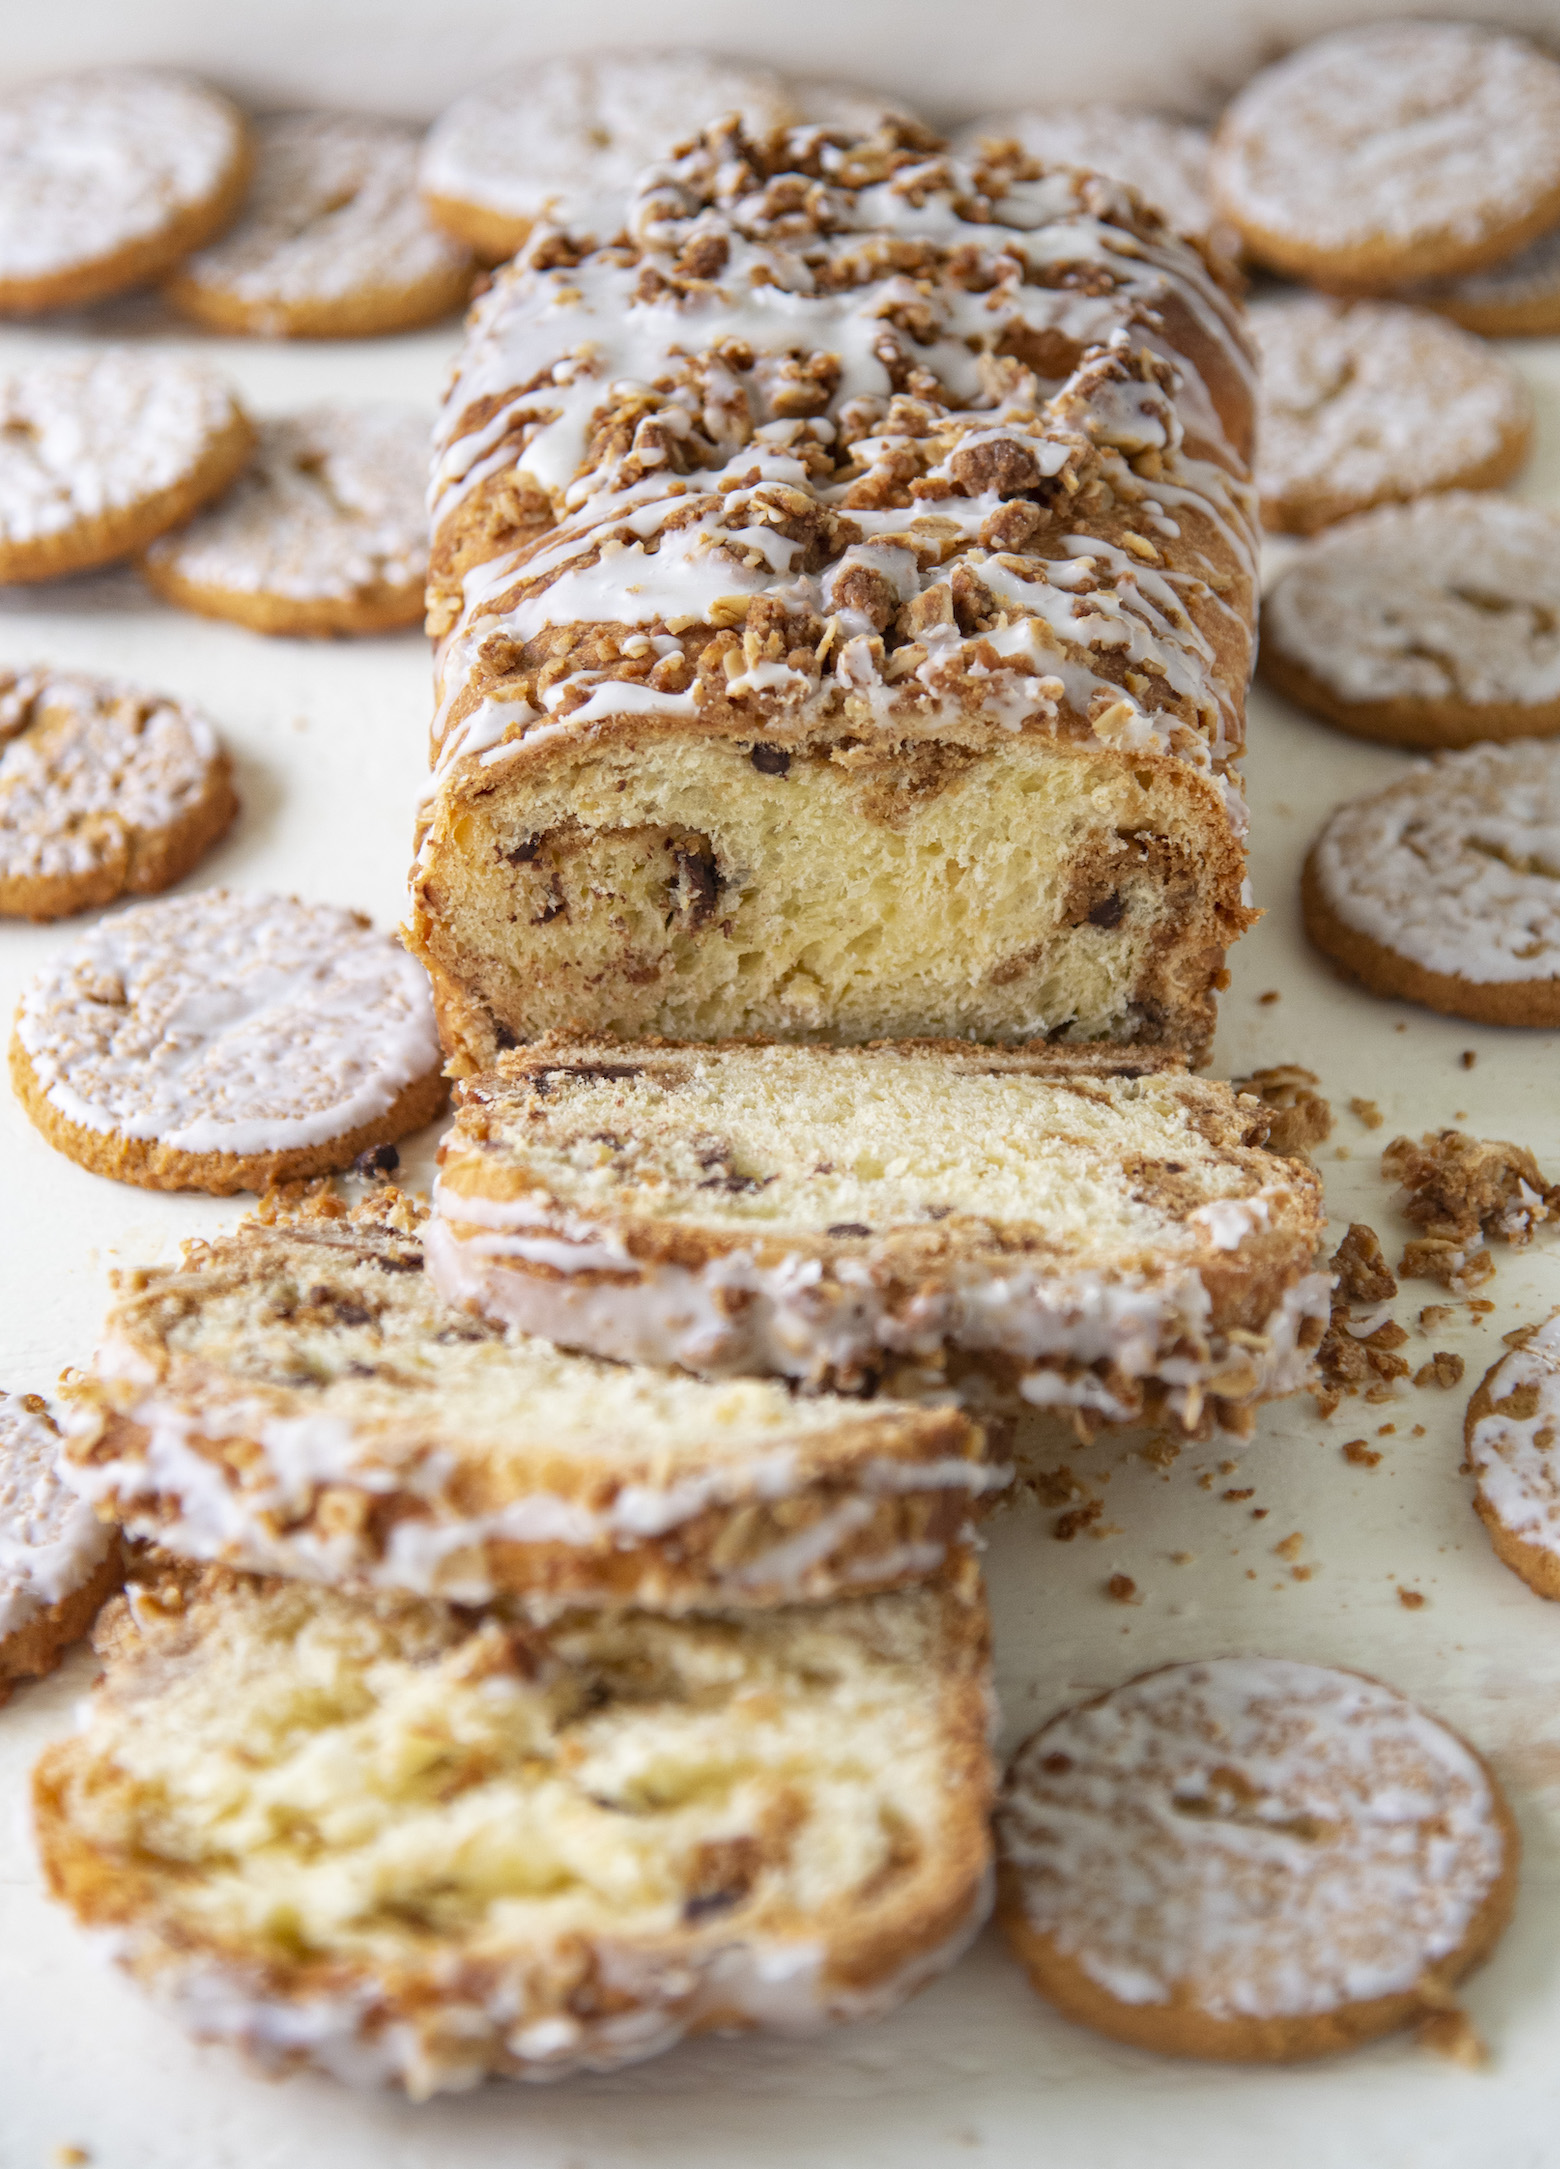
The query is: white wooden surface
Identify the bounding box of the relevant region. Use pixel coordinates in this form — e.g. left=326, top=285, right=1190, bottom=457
left=2, top=15, right=1560, bottom=2162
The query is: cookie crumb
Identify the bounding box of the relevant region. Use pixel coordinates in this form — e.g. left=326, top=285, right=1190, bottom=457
left=54, top=2150, right=90, bottom=2168
left=1378, top=1423, right=1396, bottom=1435
left=1349, top=1096, right=1384, bottom=1130
left=1053, top=1500, right=1104, bottom=1541
left=1415, top=1352, right=1466, bottom=1389
left=1274, top=1531, right=1305, bottom=1561
left=1460, top=1051, right=1478, bottom=1070
left=1417, top=2006, right=1486, bottom=2069
left=1419, top=1305, right=1454, bottom=1330
left=1469, top=1299, right=1496, bottom=1317
left=1332, top=1223, right=1397, bottom=1302
left=1342, top=1439, right=1382, bottom=1467
left=1412, top=1424, right=1426, bottom=1437
left=1251, top=1507, right=1269, bottom=1520
left=1384, top=1129, right=1559, bottom=1249
left=1169, top=1550, right=1196, bottom=1565
left=1104, top=1573, right=1140, bottom=1604
left=1257, top=989, right=1281, bottom=1005
left=1400, top=1237, right=1496, bottom=1291
left=1233, top=1064, right=1332, bottom=1153
left=1222, top=1487, right=1254, bottom=1502
left=1398, top=1587, right=1427, bottom=1610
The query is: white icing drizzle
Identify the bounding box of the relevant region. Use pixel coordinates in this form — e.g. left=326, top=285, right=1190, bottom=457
left=1211, top=23, right=1560, bottom=254
left=1312, top=739, right=1560, bottom=985
left=425, top=122, right=1256, bottom=796
left=176, top=113, right=470, bottom=315
left=420, top=52, right=796, bottom=236
left=99, top=1864, right=993, bottom=2095
left=1265, top=494, right=1560, bottom=709
left=0, top=667, right=222, bottom=884
left=1251, top=296, right=1531, bottom=523
left=1468, top=1310, right=1560, bottom=1558
left=427, top=1195, right=1327, bottom=1429
left=0, top=349, right=245, bottom=547
left=0, top=68, right=242, bottom=283
left=1000, top=1657, right=1507, bottom=2020
left=143, top=406, right=429, bottom=603
left=0, top=1392, right=112, bottom=1642
left=15, top=890, right=440, bottom=1157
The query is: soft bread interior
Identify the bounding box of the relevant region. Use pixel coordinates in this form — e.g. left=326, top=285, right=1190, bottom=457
left=414, top=735, right=1244, bottom=1061
left=38, top=1570, right=989, bottom=1970
left=443, top=1043, right=1288, bottom=1263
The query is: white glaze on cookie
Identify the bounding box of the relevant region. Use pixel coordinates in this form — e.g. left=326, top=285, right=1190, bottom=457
left=0, top=350, right=245, bottom=548
left=143, top=407, right=428, bottom=603
left=1468, top=1310, right=1560, bottom=1562
left=0, top=69, right=243, bottom=285
left=175, top=114, right=469, bottom=319
left=1211, top=23, right=1560, bottom=256
left=0, top=1392, right=113, bottom=1642
left=420, top=53, right=795, bottom=238
left=14, top=890, right=440, bottom=1156
left=1310, top=740, right=1560, bottom=985
left=1251, top=297, right=1531, bottom=528
left=999, top=1657, right=1507, bottom=2019
left=0, top=668, right=223, bottom=887
left=1264, top=495, right=1560, bottom=708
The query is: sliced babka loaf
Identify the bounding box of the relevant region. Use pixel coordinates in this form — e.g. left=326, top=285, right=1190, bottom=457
left=429, top=1038, right=1330, bottom=1434
left=34, top=1558, right=994, bottom=2095
left=62, top=1188, right=997, bottom=1612
left=409, top=118, right=1258, bottom=1072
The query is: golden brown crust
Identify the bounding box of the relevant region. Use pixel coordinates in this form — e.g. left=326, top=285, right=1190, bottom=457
left=1301, top=847, right=1560, bottom=1028
left=1260, top=639, right=1560, bottom=749
left=162, top=260, right=474, bottom=340
left=996, top=1790, right=1519, bottom=2061
left=1465, top=1352, right=1560, bottom=1601
left=0, top=122, right=253, bottom=316
left=0, top=408, right=256, bottom=585
left=0, top=1535, right=122, bottom=1705
left=1232, top=188, right=1560, bottom=297
left=7, top=1034, right=447, bottom=1195
left=0, top=749, right=238, bottom=921
left=139, top=558, right=424, bottom=638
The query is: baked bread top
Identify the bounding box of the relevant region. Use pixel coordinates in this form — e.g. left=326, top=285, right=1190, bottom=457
left=425, top=117, right=1256, bottom=810
left=64, top=1188, right=992, bottom=1607
left=430, top=1038, right=1330, bottom=1425
left=34, top=1560, right=994, bottom=2094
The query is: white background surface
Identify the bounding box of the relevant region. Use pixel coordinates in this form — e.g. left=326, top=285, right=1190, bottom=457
left=3, top=10, right=1560, bottom=2165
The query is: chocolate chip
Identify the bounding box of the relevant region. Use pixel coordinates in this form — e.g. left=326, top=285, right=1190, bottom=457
left=827, top=1223, right=873, bottom=1238
left=503, top=835, right=541, bottom=863
left=1087, top=892, right=1125, bottom=928
left=749, top=742, right=791, bottom=776
left=672, top=846, right=722, bottom=928
left=352, top=1144, right=399, bottom=1179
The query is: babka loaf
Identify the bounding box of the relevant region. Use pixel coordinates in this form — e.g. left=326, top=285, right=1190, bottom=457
left=410, top=119, right=1259, bottom=1073
left=428, top=1038, right=1330, bottom=1435
left=35, top=1559, right=994, bottom=2096
left=63, top=1188, right=998, bottom=1612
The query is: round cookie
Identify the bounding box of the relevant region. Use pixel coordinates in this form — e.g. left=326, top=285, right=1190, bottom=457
left=1251, top=296, right=1532, bottom=536
left=1261, top=496, right=1560, bottom=748
left=1210, top=23, right=1560, bottom=290
left=0, top=68, right=250, bottom=316
left=1413, top=225, right=1560, bottom=341
left=0, top=349, right=255, bottom=585
left=164, top=113, right=474, bottom=340
left=997, top=1657, right=1517, bottom=2061
left=10, top=889, right=446, bottom=1194
left=955, top=106, right=1230, bottom=256
left=0, top=667, right=236, bottom=919
left=419, top=52, right=797, bottom=260
left=1466, top=1311, right=1560, bottom=1599
left=1302, top=741, right=1560, bottom=1028
left=141, top=405, right=429, bottom=637
left=0, top=1391, right=120, bottom=1704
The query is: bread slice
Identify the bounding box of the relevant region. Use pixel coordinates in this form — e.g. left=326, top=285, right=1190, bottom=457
left=33, top=1559, right=994, bottom=2097
left=409, top=119, right=1259, bottom=1073
left=62, top=1189, right=997, bottom=1613
left=429, top=1039, right=1331, bottom=1436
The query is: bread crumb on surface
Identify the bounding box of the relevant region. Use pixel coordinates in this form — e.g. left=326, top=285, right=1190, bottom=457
left=1053, top=1500, right=1105, bottom=1541
left=1233, top=1064, right=1332, bottom=1154
left=53, top=2150, right=90, bottom=2168
left=1349, top=1096, right=1384, bottom=1129
left=1104, top=1573, right=1140, bottom=1604
left=1258, top=989, right=1281, bottom=1004
left=1333, top=1223, right=1397, bottom=1302
left=1343, top=1439, right=1383, bottom=1467
left=1274, top=1531, right=1305, bottom=1561
left=1222, top=1487, right=1254, bottom=1502
left=1460, top=1051, right=1478, bottom=1071
left=1415, top=1351, right=1466, bottom=1389
left=1417, top=2007, right=1486, bottom=2069
left=1420, top=1305, right=1454, bottom=1330
left=1398, top=1587, right=1427, bottom=1610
